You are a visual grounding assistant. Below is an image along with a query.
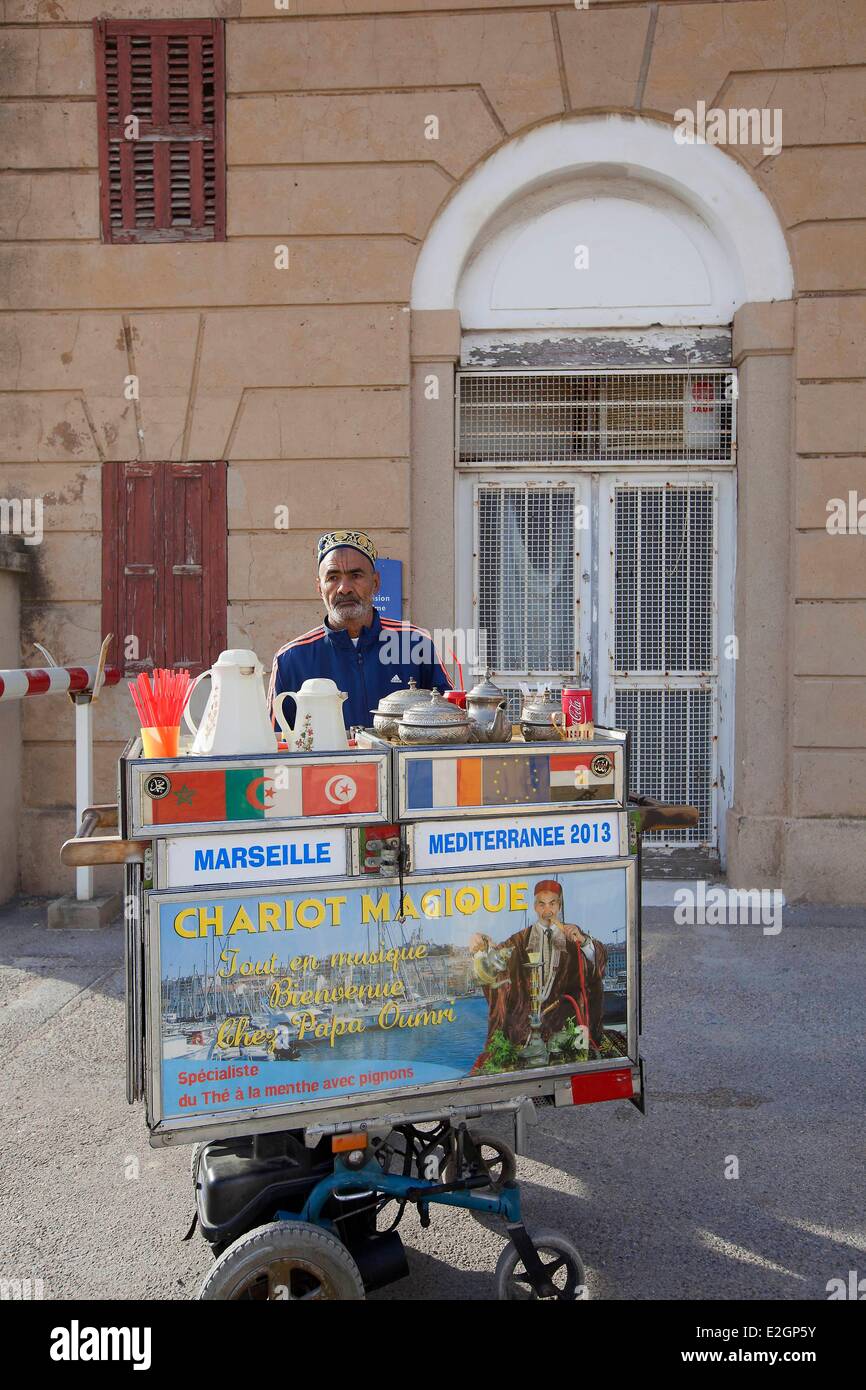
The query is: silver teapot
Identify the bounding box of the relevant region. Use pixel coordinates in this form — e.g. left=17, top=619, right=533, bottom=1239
left=519, top=687, right=561, bottom=742
left=465, top=671, right=512, bottom=743
left=397, top=689, right=474, bottom=745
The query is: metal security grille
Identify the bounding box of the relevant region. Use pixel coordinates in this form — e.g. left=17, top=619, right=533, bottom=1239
left=611, top=482, right=717, bottom=844
left=459, top=371, right=733, bottom=852
left=615, top=485, right=715, bottom=673
left=615, top=688, right=714, bottom=842
left=476, top=485, right=576, bottom=675
left=458, top=371, right=734, bottom=465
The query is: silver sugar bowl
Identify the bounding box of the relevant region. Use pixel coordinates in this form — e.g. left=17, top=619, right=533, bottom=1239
left=397, top=689, right=474, bottom=745
left=371, top=678, right=425, bottom=740
left=519, top=687, right=561, bottom=742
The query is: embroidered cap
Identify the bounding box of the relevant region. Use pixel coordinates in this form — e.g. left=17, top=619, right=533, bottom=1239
left=317, top=529, right=378, bottom=568
left=533, top=879, right=563, bottom=898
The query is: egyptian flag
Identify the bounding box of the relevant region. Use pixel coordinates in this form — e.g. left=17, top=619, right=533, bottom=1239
left=549, top=751, right=614, bottom=801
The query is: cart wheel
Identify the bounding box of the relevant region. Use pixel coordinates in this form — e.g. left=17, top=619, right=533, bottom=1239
left=199, top=1221, right=365, bottom=1301
left=495, top=1230, right=586, bottom=1301
left=190, top=1142, right=207, bottom=1187
left=443, top=1132, right=517, bottom=1228
left=375, top=1129, right=411, bottom=1175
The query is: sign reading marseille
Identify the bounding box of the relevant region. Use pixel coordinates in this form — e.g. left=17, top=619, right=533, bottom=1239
left=150, top=861, right=633, bottom=1124
left=163, top=828, right=348, bottom=888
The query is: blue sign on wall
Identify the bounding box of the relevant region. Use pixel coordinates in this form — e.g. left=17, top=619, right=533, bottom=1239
left=374, top=557, right=403, bottom=619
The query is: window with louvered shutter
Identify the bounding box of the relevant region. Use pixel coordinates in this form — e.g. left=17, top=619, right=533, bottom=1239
left=94, top=19, right=225, bottom=244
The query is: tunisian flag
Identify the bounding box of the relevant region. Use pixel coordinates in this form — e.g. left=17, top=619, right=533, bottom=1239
left=301, top=762, right=379, bottom=816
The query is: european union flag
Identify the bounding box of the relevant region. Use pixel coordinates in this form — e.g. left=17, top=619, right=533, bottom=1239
left=481, top=754, right=550, bottom=805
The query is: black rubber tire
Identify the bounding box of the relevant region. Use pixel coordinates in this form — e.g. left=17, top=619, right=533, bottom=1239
left=443, top=1131, right=518, bottom=1228
left=444, top=1131, right=517, bottom=1185
left=190, top=1142, right=207, bottom=1186
left=198, top=1221, right=365, bottom=1301
left=495, top=1229, right=586, bottom=1301
left=374, top=1129, right=412, bottom=1176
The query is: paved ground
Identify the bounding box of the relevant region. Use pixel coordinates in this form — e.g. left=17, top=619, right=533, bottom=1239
left=1, top=896, right=864, bottom=1301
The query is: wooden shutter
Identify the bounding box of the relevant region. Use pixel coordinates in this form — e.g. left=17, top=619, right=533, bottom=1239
left=102, top=462, right=227, bottom=676
left=163, top=464, right=226, bottom=674
left=94, top=19, right=225, bottom=244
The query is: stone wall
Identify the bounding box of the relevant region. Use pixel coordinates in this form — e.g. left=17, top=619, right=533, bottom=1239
left=1, top=0, right=865, bottom=899
left=0, top=541, right=27, bottom=903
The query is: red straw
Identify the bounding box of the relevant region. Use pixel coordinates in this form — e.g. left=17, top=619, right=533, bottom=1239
left=128, top=681, right=147, bottom=726
left=446, top=645, right=464, bottom=692
left=129, top=667, right=193, bottom=729
left=140, top=673, right=158, bottom=728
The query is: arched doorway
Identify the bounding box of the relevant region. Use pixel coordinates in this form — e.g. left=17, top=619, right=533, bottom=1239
left=411, top=114, right=793, bottom=869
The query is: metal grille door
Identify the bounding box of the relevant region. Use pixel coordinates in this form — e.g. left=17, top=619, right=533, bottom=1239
left=615, top=689, right=714, bottom=843
left=457, top=370, right=735, bottom=852
left=473, top=482, right=579, bottom=718
left=608, top=483, right=719, bottom=844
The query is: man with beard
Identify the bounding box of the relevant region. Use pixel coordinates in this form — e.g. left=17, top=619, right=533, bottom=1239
left=268, top=530, right=452, bottom=732
left=469, top=878, right=608, bottom=1068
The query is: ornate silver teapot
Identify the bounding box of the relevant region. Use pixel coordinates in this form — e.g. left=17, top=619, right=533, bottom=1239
left=464, top=671, right=512, bottom=743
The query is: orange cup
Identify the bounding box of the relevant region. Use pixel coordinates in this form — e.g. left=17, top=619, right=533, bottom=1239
left=140, top=725, right=180, bottom=758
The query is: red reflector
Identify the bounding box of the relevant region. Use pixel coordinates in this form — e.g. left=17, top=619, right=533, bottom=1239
left=571, top=1068, right=634, bottom=1106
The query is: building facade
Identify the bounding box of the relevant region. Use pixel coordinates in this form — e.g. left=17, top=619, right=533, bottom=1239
left=1, top=0, right=865, bottom=904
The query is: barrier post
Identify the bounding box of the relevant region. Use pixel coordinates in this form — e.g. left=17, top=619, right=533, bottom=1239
left=73, top=693, right=94, bottom=901
left=0, top=655, right=121, bottom=926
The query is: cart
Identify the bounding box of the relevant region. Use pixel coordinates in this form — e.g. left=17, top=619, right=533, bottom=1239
left=63, top=726, right=696, bottom=1300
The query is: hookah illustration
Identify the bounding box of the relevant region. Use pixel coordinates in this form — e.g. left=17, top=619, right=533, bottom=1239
left=519, top=940, right=550, bottom=1068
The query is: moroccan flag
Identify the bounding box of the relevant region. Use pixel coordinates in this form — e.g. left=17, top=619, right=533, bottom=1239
left=150, top=771, right=226, bottom=825
left=302, top=762, right=379, bottom=815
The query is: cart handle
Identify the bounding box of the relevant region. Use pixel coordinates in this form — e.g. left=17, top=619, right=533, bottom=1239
left=628, top=795, right=699, bottom=833
left=60, top=803, right=146, bottom=867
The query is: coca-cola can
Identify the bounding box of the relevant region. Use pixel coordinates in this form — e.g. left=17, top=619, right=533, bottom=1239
left=562, top=687, right=592, bottom=727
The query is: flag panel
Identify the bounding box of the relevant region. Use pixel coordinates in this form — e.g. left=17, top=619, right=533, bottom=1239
left=225, top=767, right=266, bottom=820
left=150, top=770, right=226, bottom=824
left=302, top=762, right=379, bottom=816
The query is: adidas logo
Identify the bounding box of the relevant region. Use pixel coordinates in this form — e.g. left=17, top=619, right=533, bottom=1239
left=390, top=674, right=402, bottom=683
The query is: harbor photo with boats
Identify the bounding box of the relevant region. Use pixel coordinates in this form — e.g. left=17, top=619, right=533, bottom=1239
left=155, top=865, right=632, bottom=1117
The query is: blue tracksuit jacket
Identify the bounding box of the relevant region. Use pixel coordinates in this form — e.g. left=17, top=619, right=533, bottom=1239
left=267, top=611, right=452, bottom=732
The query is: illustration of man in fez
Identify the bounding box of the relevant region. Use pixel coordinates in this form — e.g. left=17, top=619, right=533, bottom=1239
left=469, top=879, right=608, bottom=1069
